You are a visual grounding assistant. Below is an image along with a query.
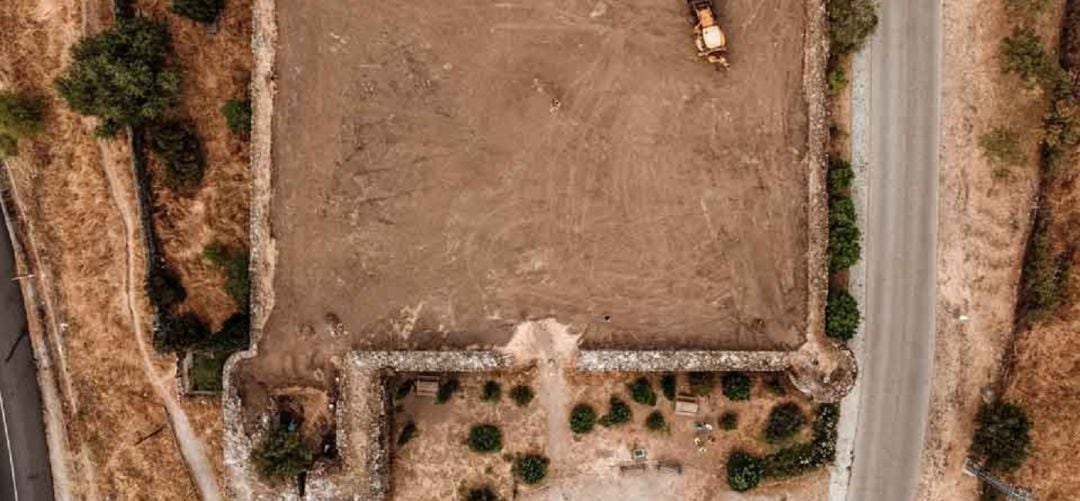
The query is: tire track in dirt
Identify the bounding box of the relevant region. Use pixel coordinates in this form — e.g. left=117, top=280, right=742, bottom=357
left=97, top=139, right=222, bottom=501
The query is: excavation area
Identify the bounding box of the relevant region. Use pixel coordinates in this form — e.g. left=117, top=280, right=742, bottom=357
left=246, top=0, right=811, bottom=385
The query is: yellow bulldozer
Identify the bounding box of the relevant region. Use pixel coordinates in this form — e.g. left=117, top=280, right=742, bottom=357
left=687, top=0, right=729, bottom=68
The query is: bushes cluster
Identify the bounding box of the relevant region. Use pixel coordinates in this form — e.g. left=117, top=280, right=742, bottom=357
left=599, top=396, right=632, bottom=427
left=645, top=410, right=668, bottom=432
left=150, top=121, right=205, bottom=190
left=154, top=311, right=249, bottom=354
left=222, top=98, right=252, bottom=137
left=825, top=289, right=860, bottom=340
left=721, top=372, right=751, bottom=401
left=1000, top=27, right=1065, bottom=93
left=688, top=371, right=715, bottom=396
left=828, top=195, right=862, bottom=272
left=570, top=404, right=597, bottom=434
left=979, top=127, right=1026, bottom=167
left=203, top=242, right=250, bottom=309
left=0, top=91, right=45, bottom=158
left=726, top=450, right=765, bottom=492
left=628, top=377, right=657, bottom=406
left=436, top=378, right=460, bottom=404
left=147, top=263, right=187, bottom=310
left=826, top=0, right=879, bottom=56
left=510, top=385, right=534, bottom=407
left=465, top=486, right=499, bottom=501
left=397, top=421, right=418, bottom=448
left=969, top=402, right=1031, bottom=472
left=763, top=402, right=806, bottom=443
left=252, top=424, right=314, bottom=483
left=660, top=373, right=677, bottom=401
left=1018, top=203, right=1067, bottom=322
left=467, top=424, right=502, bottom=453
left=725, top=404, right=840, bottom=491
left=765, top=375, right=786, bottom=396
left=720, top=411, right=739, bottom=430
left=481, top=380, right=501, bottom=403
left=54, top=18, right=180, bottom=136
left=171, top=0, right=224, bottom=24
left=827, top=157, right=854, bottom=197
left=514, top=454, right=549, bottom=485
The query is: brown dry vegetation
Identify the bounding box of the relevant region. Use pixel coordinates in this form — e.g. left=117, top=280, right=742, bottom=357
left=922, top=0, right=1070, bottom=499
left=0, top=0, right=201, bottom=497
left=0, top=0, right=254, bottom=497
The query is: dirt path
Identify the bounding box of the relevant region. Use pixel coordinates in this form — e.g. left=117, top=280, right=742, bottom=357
left=97, top=140, right=221, bottom=501
left=500, top=320, right=579, bottom=465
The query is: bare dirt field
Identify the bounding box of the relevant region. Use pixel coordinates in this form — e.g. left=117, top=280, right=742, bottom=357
left=247, top=0, right=812, bottom=390
left=390, top=370, right=827, bottom=500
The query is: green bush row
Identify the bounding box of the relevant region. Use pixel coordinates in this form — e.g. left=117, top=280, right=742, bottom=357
left=726, top=404, right=839, bottom=491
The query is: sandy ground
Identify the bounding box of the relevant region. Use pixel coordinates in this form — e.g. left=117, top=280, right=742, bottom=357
left=249, top=0, right=812, bottom=396
left=390, top=369, right=826, bottom=500
left=917, top=0, right=1063, bottom=499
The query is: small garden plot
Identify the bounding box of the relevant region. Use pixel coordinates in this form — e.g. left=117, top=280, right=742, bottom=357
left=389, top=370, right=547, bottom=501
left=386, top=369, right=833, bottom=498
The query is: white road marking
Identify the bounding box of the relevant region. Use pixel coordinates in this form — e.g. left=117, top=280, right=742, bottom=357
left=0, top=389, right=21, bottom=501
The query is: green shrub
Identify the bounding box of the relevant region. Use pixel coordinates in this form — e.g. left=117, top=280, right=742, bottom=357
left=394, top=379, right=415, bottom=401
left=732, top=404, right=841, bottom=487
left=599, top=396, right=632, bottom=427
left=481, top=380, right=502, bottom=402
left=720, top=411, right=739, bottom=430
left=189, top=351, right=227, bottom=392
left=726, top=450, right=764, bottom=492
left=828, top=211, right=862, bottom=272
left=436, top=378, right=460, bottom=404
left=628, top=377, right=657, bottom=406
left=827, top=64, right=848, bottom=95
left=1000, top=27, right=1064, bottom=92
left=397, top=421, right=418, bottom=448
left=970, top=402, right=1031, bottom=472
left=203, top=242, right=250, bottom=309
left=1018, top=204, right=1066, bottom=322
left=171, top=0, right=224, bottom=24
left=514, top=454, right=549, bottom=485
left=467, top=424, right=502, bottom=453
left=154, top=312, right=210, bottom=353
left=147, top=263, right=186, bottom=310
left=827, top=157, right=854, bottom=196
left=252, top=424, right=314, bottom=483
left=570, top=404, right=597, bottom=434
left=0, top=91, right=45, bottom=157
left=0, top=135, right=16, bottom=158
left=465, top=486, right=499, bottom=501
left=826, top=0, right=879, bottom=56
left=764, top=402, right=806, bottom=443
left=829, top=197, right=857, bottom=228
left=222, top=99, right=252, bottom=137
left=645, top=410, right=668, bottom=432
left=688, top=372, right=714, bottom=396
left=150, top=121, right=205, bottom=190
left=825, top=289, right=860, bottom=340
left=722, top=372, right=751, bottom=401
left=979, top=127, right=1026, bottom=166
left=1004, top=0, right=1049, bottom=15
left=54, top=18, right=180, bottom=136
left=660, top=373, right=677, bottom=401
left=510, top=385, right=534, bottom=407
left=198, top=312, right=249, bottom=352
left=765, top=375, right=786, bottom=396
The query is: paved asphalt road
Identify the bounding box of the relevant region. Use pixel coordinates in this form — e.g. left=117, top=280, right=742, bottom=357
left=0, top=207, right=53, bottom=501
left=847, top=0, right=942, bottom=500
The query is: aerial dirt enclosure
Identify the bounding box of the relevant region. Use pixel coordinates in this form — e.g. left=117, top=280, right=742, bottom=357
left=244, top=0, right=813, bottom=391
